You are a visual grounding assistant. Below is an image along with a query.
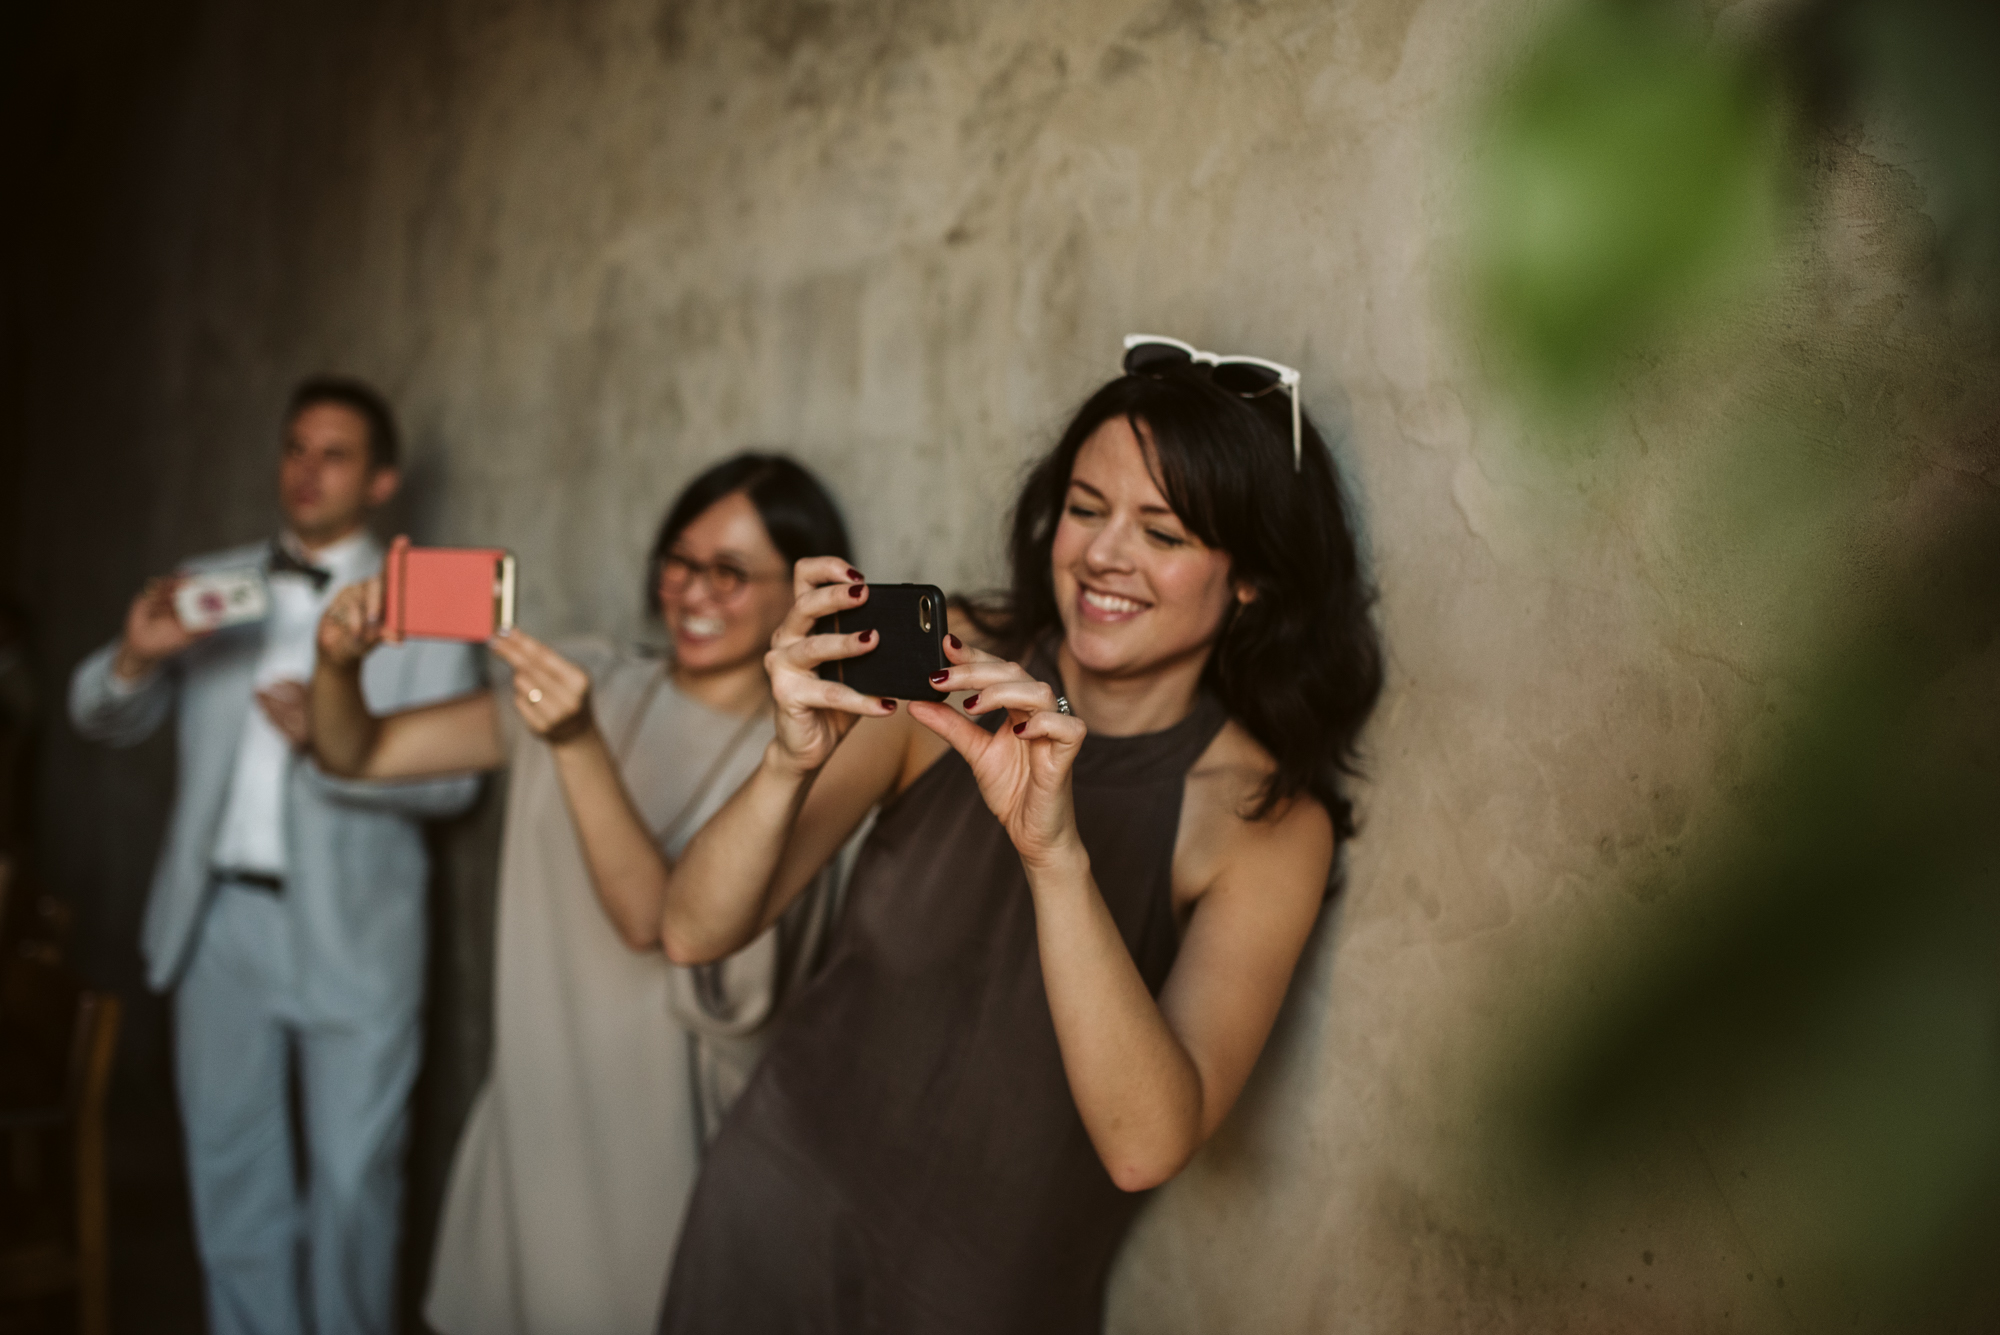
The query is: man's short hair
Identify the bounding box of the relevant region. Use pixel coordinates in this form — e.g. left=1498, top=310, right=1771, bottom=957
left=286, top=376, right=400, bottom=471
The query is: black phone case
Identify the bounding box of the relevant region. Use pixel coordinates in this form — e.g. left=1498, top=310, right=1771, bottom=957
left=814, top=583, right=950, bottom=702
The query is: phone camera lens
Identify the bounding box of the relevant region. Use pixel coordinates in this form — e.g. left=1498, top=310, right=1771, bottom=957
left=918, top=596, right=934, bottom=633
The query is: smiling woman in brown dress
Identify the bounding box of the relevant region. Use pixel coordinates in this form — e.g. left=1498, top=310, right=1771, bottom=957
left=656, top=344, right=1385, bottom=1334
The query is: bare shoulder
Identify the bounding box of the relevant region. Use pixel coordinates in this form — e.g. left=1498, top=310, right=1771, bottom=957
left=1182, top=719, right=1286, bottom=829
left=1172, top=719, right=1335, bottom=917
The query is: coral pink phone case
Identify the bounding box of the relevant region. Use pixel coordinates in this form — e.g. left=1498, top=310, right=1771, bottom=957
left=383, top=536, right=516, bottom=642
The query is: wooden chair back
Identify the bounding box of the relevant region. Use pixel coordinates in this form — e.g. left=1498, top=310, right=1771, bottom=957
left=0, top=924, right=121, bottom=1335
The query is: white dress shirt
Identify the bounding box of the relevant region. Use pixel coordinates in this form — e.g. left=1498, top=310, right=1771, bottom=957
left=209, top=530, right=374, bottom=877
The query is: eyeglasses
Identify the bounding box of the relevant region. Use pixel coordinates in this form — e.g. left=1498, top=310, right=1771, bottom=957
left=658, top=553, right=786, bottom=599
left=1121, top=334, right=1304, bottom=472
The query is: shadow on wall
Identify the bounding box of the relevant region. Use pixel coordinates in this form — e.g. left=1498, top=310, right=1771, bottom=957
left=400, top=775, right=507, bottom=1332
left=1462, top=2, right=2000, bottom=1331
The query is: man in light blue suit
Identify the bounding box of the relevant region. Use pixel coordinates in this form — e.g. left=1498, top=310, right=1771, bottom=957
left=69, top=377, right=482, bottom=1335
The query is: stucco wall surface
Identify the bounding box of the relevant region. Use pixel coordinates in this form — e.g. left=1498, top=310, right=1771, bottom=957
left=15, top=0, right=1997, bottom=1331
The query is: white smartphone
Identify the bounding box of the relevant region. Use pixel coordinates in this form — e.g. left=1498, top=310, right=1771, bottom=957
left=174, top=568, right=270, bottom=632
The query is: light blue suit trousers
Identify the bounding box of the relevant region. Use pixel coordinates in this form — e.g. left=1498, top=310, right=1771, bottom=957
left=69, top=537, right=482, bottom=1335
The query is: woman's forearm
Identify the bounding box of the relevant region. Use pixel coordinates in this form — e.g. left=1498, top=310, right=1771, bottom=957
left=548, top=725, right=675, bottom=951
left=1027, top=846, right=1207, bottom=1193
left=309, top=661, right=382, bottom=777
left=311, top=667, right=502, bottom=780
left=658, top=741, right=817, bottom=966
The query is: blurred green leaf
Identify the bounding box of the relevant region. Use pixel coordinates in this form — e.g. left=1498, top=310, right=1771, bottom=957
left=1500, top=512, right=2000, bottom=1325
left=1470, top=1, right=1791, bottom=405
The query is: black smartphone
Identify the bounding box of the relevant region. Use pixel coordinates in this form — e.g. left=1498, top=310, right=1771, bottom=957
left=814, top=583, right=949, bottom=702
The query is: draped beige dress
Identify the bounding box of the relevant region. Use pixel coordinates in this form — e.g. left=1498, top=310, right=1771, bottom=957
left=424, top=640, right=838, bottom=1335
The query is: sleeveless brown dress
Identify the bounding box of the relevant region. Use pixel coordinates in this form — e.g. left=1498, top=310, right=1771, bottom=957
left=658, top=655, right=1229, bottom=1334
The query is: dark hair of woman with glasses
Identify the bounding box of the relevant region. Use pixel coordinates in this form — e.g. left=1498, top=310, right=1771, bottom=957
left=652, top=346, right=1384, bottom=1335
left=646, top=453, right=854, bottom=616
left=306, top=452, right=853, bottom=1335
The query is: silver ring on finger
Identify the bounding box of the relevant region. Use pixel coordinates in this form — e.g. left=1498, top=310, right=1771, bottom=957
left=1055, top=695, right=1072, bottom=715
left=527, top=688, right=543, bottom=704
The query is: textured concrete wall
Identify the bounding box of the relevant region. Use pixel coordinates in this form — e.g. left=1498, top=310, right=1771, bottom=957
left=11, top=0, right=1995, bottom=1330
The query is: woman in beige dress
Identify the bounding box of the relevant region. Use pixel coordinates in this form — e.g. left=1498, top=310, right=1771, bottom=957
left=306, top=454, right=853, bottom=1335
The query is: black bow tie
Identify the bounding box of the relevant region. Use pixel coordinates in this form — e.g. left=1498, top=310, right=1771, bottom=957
left=268, top=542, right=333, bottom=592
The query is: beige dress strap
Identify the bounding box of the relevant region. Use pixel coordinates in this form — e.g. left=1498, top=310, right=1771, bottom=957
left=623, top=673, right=769, bottom=853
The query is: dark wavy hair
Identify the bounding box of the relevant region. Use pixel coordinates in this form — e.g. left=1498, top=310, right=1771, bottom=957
left=287, top=375, right=400, bottom=470
left=645, top=452, right=852, bottom=615
left=995, top=371, right=1383, bottom=839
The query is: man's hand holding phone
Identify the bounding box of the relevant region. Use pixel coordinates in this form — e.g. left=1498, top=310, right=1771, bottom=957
left=113, top=576, right=205, bottom=683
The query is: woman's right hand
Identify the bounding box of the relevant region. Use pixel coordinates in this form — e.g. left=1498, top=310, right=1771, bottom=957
left=317, top=578, right=387, bottom=670
left=488, top=629, right=595, bottom=744
left=762, top=557, right=899, bottom=775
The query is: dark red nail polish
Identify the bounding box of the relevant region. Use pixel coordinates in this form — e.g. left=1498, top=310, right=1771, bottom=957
left=929, top=670, right=949, bottom=684
left=947, top=634, right=963, bottom=650
left=1013, top=721, right=1027, bottom=734
left=858, top=629, right=875, bottom=643
left=963, top=694, right=979, bottom=710
left=847, top=567, right=864, bottom=581
left=850, top=584, right=865, bottom=598
left=881, top=698, right=896, bottom=711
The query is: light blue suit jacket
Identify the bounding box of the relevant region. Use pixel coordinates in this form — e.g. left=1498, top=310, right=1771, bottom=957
left=68, top=537, right=483, bottom=1017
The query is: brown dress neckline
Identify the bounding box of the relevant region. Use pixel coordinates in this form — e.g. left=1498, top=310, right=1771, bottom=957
left=1033, top=646, right=1229, bottom=790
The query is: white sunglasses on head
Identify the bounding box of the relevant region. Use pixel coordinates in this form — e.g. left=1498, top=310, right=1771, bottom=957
left=1121, top=333, right=1304, bottom=471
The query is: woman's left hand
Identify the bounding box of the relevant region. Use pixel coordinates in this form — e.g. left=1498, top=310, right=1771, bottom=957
left=487, top=629, right=595, bottom=744
left=907, top=638, right=1088, bottom=872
